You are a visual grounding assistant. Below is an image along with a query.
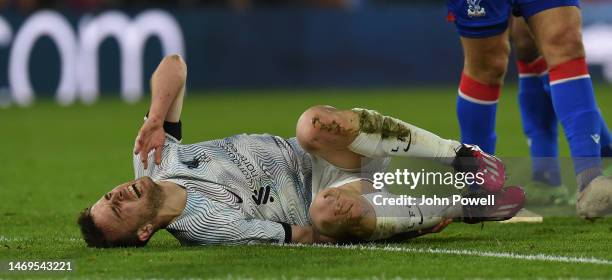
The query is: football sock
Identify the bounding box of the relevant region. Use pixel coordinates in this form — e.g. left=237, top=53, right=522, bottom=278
left=517, top=58, right=562, bottom=186
left=599, top=110, right=612, bottom=157
left=456, top=73, right=500, bottom=154
left=534, top=71, right=612, bottom=158
left=548, top=58, right=601, bottom=191
left=349, top=108, right=462, bottom=165
left=362, top=192, right=462, bottom=240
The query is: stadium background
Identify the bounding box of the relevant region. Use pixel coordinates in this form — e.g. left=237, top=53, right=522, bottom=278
left=1, top=0, right=612, bottom=104
left=1, top=0, right=612, bottom=278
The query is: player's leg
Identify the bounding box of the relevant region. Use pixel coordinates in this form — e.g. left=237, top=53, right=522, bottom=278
left=456, top=31, right=510, bottom=154
left=512, top=17, right=562, bottom=187
left=296, top=105, right=462, bottom=169
left=446, top=0, right=513, bottom=154
left=527, top=6, right=599, bottom=186
left=525, top=5, right=612, bottom=217
left=599, top=109, right=612, bottom=159
left=297, top=106, right=507, bottom=191
left=519, top=5, right=612, bottom=163
left=308, top=180, right=524, bottom=241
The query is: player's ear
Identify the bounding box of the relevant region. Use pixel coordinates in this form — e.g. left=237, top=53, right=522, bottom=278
left=137, top=224, right=154, bottom=242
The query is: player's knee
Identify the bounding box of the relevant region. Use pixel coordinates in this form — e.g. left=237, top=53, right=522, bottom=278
left=296, top=105, right=345, bottom=153
left=486, top=43, right=510, bottom=80
left=309, top=188, right=344, bottom=237
left=488, top=55, right=509, bottom=81
left=540, top=28, right=585, bottom=66
left=297, top=105, right=327, bottom=152
left=466, top=45, right=509, bottom=84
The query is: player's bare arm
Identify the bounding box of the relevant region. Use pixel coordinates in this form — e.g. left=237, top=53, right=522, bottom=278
left=134, top=54, right=187, bottom=169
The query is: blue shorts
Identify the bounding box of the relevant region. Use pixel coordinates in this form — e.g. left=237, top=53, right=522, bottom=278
left=447, top=0, right=580, bottom=38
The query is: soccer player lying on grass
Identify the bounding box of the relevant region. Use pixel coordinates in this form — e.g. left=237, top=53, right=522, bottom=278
left=77, top=55, right=525, bottom=247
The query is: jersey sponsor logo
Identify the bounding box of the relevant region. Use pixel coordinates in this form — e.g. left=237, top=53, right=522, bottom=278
left=591, top=134, right=601, bottom=144
left=252, top=185, right=274, bottom=205
left=467, top=0, right=486, bottom=18
left=227, top=189, right=243, bottom=203
left=222, top=140, right=259, bottom=187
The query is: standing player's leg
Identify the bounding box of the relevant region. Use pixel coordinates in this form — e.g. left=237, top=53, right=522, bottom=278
left=601, top=113, right=612, bottom=158
left=511, top=17, right=612, bottom=205
left=446, top=0, right=514, bottom=154
left=511, top=17, right=574, bottom=206
left=525, top=5, right=612, bottom=217
left=512, top=17, right=562, bottom=187
left=456, top=30, right=510, bottom=154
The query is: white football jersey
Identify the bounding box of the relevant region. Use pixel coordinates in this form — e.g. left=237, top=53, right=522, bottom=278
left=134, top=131, right=313, bottom=245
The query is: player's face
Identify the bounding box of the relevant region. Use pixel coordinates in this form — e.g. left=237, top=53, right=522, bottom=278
left=90, top=177, right=164, bottom=243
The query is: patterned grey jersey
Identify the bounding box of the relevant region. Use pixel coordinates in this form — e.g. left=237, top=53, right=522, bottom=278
left=133, top=133, right=313, bottom=245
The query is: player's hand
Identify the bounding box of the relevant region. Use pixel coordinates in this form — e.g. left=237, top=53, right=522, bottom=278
left=133, top=117, right=165, bottom=170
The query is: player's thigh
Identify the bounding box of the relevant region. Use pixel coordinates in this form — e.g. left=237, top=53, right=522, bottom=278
left=296, top=105, right=362, bottom=169
left=309, top=151, right=390, bottom=198
left=447, top=0, right=512, bottom=84
left=525, top=5, right=584, bottom=66
left=511, top=16, right=540, bottom=62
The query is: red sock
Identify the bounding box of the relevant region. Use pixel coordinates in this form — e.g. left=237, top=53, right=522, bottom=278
left=517, top=57, right=548, bottom=78
left=549, top=57, right=590, bottom=85
left=458, top=73, right=501, bottom=105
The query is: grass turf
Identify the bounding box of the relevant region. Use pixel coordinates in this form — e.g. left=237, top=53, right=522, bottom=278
left=1, top=86, right=612, bottom=278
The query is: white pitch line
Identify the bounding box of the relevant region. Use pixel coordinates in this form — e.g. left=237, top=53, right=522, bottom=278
left=277, top=243, right=612, bottom=266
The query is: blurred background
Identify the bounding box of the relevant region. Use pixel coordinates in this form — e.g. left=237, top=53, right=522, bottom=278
left=0, top=0, right=611, bottom=106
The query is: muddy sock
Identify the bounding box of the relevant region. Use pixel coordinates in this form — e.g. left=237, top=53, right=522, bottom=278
left=362, top=192, right=461, bottom=240
left=348, top=108, right=461, bottom=165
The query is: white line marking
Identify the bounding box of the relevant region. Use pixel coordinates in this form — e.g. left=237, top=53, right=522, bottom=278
left=277, top=243, right=612, bottom=265
left=0, top=236, right=82, bottom=242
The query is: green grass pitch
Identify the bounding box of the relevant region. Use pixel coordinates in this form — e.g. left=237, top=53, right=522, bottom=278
left=1, top=86, right=612, bottom=278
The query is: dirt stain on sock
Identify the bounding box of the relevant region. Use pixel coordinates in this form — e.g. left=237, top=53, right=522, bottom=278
left=353, top=108, right=411, bottom=141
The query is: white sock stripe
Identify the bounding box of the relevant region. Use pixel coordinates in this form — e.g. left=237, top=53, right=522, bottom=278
left=519, top=71, right=549, bottom=79
left=458, top=90, right=499, bottom=105
left=275, top=243, right=612, bottom=265
left=549, top=74, right=591, bottom=86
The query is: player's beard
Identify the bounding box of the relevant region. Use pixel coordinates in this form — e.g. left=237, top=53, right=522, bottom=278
left=139, top=183, right=165, bottom=223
